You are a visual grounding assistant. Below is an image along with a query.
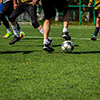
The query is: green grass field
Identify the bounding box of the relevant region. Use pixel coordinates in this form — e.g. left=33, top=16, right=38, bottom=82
left=0, top=25, right=100, bottom=100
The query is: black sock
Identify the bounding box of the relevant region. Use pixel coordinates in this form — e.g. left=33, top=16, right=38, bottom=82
left=94, top=27, right=99, bottom=36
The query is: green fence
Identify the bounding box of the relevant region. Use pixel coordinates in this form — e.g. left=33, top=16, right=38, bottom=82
left=16, top=0, right=96, bottom=25
left=69, top=0, right=95, bottom=25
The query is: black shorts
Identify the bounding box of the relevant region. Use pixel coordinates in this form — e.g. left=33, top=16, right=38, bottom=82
left=1, top=1, right=13, bottom=19
left=95, top=8, right=100, bottom=18
left=9, top=3, right=40, bottom=28
left=41, top=0, right=69, bottom=19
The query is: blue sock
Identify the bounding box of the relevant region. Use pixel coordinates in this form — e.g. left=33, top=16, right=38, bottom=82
left=94, top=27, right=99, bottom=37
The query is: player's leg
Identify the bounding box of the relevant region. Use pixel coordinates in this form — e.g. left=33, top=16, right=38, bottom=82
left=27, top=4, right=53, bottom=45
left=16, top=22, right=25, bottom=38
left=1, top=17, right=13, bottom=38
left=42, top=19, right=54, bottom=51
left=91, top=9, right=100, bottom=41
left=9, top=4, right=25, bottom=44
left=2, top=2, right=24, bottom=39
left=55, top=0, right=71, bottom=40
left=41, top=0, right=54, bottom=51
left=0, top=2, right=13, bottom=38
left=8, top=3, right=25, bottom=39
left=62, top=10, right=71, bottom=40
left=37, top=22, right=53, bottom=45
left=91, top=17, right=99, bottom=40
left=0, top=20, right=1, bottom=25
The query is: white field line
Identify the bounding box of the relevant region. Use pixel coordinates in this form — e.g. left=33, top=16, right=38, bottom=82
left=0, top=35, right=99, bottom=40
left=23, top=36, right=100, bottom=40
left=0, top=35, right=100, bottom=40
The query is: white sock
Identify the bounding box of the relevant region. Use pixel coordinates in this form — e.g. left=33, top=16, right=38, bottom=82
left=19, top=29, right=23, bottom=34
left=7, top=28, right=12, bottom=33
left=11, top=24, right=19, bottom=37
left=48, top=37, right=51, bottom=40
left=43, top=39, right=49, bottom=44
left=63, top=28, right=68, bottom=32
left=40, top=28, right=43, bottom=35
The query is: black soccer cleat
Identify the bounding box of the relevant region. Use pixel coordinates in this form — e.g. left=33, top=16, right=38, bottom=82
left=43, top=43, right=54, bottom=52
left=62, top=32, right=71, bottom=40
left=48, top=39, right=53, bottom=45
left=9, top=35, right=21, bottom=45
left=91, top=37, right=97, bottom=41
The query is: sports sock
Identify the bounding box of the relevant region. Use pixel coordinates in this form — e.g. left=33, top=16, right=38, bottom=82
left=48, top=37, right=52, bottom=40
left=43, top=39, right=49, bottom=44
left=11, top=24, right=19, bottom=37
left=63, top=28, right=68, bottom=32
left=94, top=27, right=99, bottom=37
left=7, top=28, right=12, bottom=33
left=19, top=29, right=23, bottom=34
left=40, top=28, right=43, bottom=35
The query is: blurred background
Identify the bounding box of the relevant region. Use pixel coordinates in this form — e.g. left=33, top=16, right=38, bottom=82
left=16, top=0, right=95, bottom=25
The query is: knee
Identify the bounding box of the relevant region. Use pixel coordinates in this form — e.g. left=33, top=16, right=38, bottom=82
left=96, top=18, right=99, bottom=25
left=9, top=15, right=15, bottom=22
left=31, top=20, right=40, bottom=29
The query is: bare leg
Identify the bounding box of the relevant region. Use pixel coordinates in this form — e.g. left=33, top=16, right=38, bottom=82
left=62, top=10, right=71, bottom=40
left=43, top=19, right=54, bottom=52
left=63, top=10, right=69, bottom=28
left=43, top=19, right=51, bottom=40
left=96, top=17, right=99, bottom=27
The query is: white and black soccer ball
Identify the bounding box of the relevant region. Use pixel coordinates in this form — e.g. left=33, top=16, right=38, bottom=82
left=61, top=40, right=74, bottom=53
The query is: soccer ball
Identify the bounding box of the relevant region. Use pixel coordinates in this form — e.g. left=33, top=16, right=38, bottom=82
left=61, top=40, right=74, bottom=53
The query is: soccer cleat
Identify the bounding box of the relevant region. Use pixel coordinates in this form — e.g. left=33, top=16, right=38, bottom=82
left=3, top=32, right=13, bottom=39
left=91, top=36, right=97, bottom=41
left=48, top=39, right=53, bottom=45
left=43, top=43, right=54, bottom=52
left=19, top=32, right=25, bottom=38
left=62, top=32, right=71, bottom=40
left=9, top=35, right=21, bottom=45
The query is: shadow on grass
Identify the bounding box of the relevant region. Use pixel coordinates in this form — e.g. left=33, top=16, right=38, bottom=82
left=0, top=50, right=38, bottom=54
left=52, top=44, right=79, bottom=47
left=73, top=51, right=100, bottom=54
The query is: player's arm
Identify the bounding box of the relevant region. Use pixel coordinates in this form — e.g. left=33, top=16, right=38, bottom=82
left=13, top=0, right=17, bottom=9
left=88, top=0, right=93, bottom=7
left=0, top=0, right=3, bottom=4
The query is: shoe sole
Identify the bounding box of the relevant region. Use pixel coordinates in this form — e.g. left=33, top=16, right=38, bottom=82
left=91, top=38, right=97, bottom=41
left=43, top=47, right=54, bottom=52
left=91, top=39, right=96, bottom=41
left=62, top=36, right=71, bottom=40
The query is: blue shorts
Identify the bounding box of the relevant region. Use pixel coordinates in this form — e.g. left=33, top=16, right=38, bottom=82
left=0, top=4, right=4, bottom=12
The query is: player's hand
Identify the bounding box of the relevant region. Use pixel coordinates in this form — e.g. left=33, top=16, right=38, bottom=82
left=13, top=3, right=17, bottom=9
left=32, top=0, right=39, bottom=6
left=17, top=0, right=20, bottom=4
left=88, top=3, right=91, bottom=7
